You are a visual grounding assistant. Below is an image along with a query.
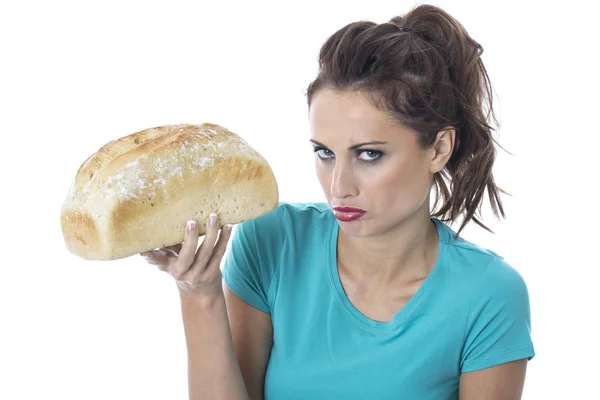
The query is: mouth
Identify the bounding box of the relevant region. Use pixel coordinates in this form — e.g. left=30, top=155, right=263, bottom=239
left=332, top=206, right=366, bottom=222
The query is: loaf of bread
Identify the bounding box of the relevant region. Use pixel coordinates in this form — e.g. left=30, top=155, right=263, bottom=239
left=60, top=123, right=279, bottom=261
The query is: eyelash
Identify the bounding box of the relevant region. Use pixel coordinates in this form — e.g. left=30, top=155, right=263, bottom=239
left=312, top=147, right=383, bottom=163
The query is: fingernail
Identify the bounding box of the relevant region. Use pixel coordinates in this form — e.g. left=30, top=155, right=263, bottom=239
left=226, top=224, right=232, bottom=232
left=187, top=220, right=196, bottom=232
left=209, top=213, right=217, bottom=227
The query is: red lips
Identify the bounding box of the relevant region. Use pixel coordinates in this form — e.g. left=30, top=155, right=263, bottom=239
left=332, top=206, right=366, bottom=222
left=333, top=206, right=365, bottom=213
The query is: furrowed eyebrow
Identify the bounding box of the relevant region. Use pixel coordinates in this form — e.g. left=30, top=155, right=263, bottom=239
left=309, top=139, right=387, bottom=150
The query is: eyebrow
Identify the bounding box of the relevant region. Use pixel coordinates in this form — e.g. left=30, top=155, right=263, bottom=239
left=309, top=139, right=388, bottom=150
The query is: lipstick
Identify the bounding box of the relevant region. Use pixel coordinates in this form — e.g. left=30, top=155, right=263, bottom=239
left=332, top=206, right=366, bottom=222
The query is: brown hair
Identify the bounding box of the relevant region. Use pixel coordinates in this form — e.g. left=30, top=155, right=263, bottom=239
left=306, top=4, right=506, bottom=236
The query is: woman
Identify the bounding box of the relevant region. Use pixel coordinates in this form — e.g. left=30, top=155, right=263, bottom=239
left=141, top=4, right=535, bottom=399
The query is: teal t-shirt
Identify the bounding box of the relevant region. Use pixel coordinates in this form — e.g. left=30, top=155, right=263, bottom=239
left=222, top=202, right=535, bottom=400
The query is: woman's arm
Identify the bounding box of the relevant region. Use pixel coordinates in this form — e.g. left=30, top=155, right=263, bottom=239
left=459, top=359, right=528, bottom=400
left=179, top=284, right=273, bottom=400
left=179, top=287, right=250, bottom=400
left=142, top=214, right=270, bottom=400
left=224, top=285, right=274, bottom=400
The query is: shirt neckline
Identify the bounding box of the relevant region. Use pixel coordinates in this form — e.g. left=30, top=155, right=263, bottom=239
left=326, top=214, right=449, bottom=333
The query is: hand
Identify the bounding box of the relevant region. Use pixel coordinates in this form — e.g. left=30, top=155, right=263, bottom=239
left=140, top=213, right=233, bottom=297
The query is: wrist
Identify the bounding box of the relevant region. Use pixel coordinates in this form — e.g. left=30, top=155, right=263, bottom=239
left=178, top=284, right=225, bottom=309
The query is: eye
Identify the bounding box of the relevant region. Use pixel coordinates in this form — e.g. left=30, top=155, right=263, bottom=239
left=358, top=150, right=382, bottom=162
left=314, top=147, right=335, bottom=160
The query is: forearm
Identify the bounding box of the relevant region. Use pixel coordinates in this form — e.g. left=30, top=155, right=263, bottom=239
left=179, top=287, right=249, bottom=400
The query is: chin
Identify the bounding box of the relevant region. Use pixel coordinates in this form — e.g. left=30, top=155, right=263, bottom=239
left=336, top=220, right=378, bottom=238
left=335, top=208, right=418, bottom=239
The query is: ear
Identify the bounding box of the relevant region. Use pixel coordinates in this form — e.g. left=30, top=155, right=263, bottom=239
left=428, top=127, right=455, bottom=174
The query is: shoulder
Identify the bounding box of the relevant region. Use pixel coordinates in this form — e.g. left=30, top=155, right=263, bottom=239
left=240, top=201, right=331, bottom=233
left=231, top=202, right=332, bottom=252
left=223, top=201, right=332, bottom=310
left=435, top=219, right=529, bottom=299
left=267, top=201, right=331, bottom=221
left=443, top=225, right=535, bottom=371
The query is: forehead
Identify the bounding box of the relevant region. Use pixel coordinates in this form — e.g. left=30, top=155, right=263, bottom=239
left=308, top=89, right=411, bottom=143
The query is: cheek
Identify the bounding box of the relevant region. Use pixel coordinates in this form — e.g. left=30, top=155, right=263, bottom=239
left=370, top=157, right=430, bottom=201
left=315, top=162, right=331, bottom=190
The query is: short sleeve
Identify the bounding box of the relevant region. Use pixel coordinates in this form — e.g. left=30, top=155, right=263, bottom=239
left=221, top=204, right=286, bottom=314
left=460, top=257, right=535, bottom=372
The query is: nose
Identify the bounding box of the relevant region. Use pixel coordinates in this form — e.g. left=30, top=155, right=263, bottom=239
left=330, top=159, right=358, bottom=199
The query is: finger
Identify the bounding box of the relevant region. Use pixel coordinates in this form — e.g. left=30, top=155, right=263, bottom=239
left=173, top=220, right=200, bottom=278
left=163, top=243, right=183, bottom=255
left=206, top=224, right=233, bottom=272
left=140, top=249, right=170, bottom=270
left=186, top=223, right=231, bottom=278
left=191, top=213, right=220, bottom=269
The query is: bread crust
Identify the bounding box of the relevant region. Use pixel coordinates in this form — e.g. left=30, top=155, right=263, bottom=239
left=60, top=123, right=279, bottom=260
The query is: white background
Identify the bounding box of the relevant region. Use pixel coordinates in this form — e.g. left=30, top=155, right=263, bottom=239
left=1, top=0, right=598, bottom=398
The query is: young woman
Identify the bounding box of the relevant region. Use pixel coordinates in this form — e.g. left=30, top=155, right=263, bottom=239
left=142, top=4, right=535, bottom=399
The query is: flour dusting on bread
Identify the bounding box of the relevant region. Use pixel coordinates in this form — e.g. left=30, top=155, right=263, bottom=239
left=61, top=123, right=279, bottom=261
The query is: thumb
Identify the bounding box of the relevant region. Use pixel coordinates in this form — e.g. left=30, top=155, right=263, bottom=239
left=141, top=249, right=170, bottom=270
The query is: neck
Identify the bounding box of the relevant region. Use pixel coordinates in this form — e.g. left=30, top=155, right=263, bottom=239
left=337, top=207, right=439, bottom=286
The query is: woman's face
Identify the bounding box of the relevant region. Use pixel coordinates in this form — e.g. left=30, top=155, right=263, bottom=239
left=309, top=89, right=445, bottom=238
